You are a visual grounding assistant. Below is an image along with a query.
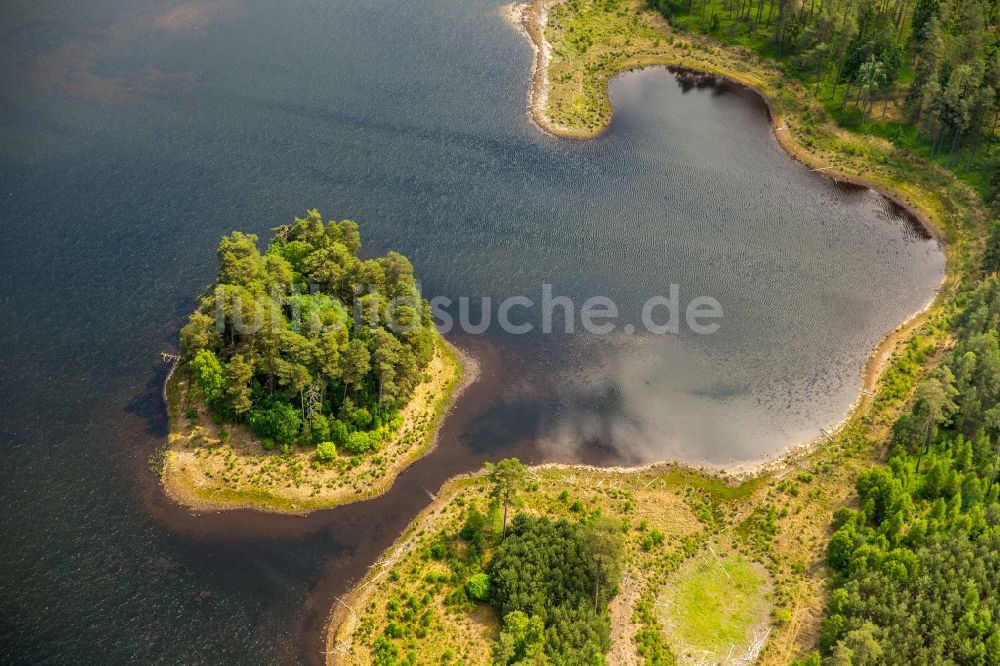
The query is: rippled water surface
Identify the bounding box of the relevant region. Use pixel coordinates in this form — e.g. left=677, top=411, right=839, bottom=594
left=0, top=0, right=943, bottom=663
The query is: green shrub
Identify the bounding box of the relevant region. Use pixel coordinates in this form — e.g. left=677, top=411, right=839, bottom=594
left=315, top=441, right=337, bottom=462
left=372, top=636, right=398, bottom=666
left=352, top=407, right=372, bottom=429
left=247, top=402, right=301, bottom=444
left=189, top=349, right=225, bottom=403
left=310, top=413, right=330, bottom=444
left=343, top=430, right=378, bottom=454
left=329, top=418, right=349, bottom=444
left=791, top=653, right=821, bottom=666
left=460, top=505, right=490, bottom=555
left=642, top=529, right=665, bottom=551
left=466, top=573, right=491, bottom=601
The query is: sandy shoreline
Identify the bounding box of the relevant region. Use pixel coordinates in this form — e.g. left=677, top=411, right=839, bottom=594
left=160, top=338, right=477, bottom=515
left=501, top=0, right=951, bottom=480
left=324, top=462, right=711, bottom=664
left=158, top=3, right=949, bottom=514
left=324, top=473, right=478, bottom=663
left=504, top=0, right=952, bottom=244
left=502, top=0, right=574, bottom=138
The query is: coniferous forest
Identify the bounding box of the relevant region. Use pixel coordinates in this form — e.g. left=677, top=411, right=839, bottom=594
left=649, top=0, right=1000, bottom=206
left=809, top=251, right=1000, bottom=663
left=178, top=210, right=437, bottom=458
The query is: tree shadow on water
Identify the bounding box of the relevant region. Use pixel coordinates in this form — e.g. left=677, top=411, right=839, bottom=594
left=122, top=360, right=172, bottom=439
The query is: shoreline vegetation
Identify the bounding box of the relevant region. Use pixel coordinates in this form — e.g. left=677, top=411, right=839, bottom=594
left=503, top=0, right=990, bottom=470
left=504, top=0, right=984, bottom=248
left=159, top=211, right=470, bottom=514
left=162, top=337, right=470, bottom=514
left=326, top=463, right=770, bottom=665
left=325, top=450, right=857, bottom=665
left=325, top=0, right=996, bottom=663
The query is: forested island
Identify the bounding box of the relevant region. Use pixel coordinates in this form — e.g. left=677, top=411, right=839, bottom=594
left=324, top=0, right=1000, bottom=663
left=159, top=210, right=465, bottom=512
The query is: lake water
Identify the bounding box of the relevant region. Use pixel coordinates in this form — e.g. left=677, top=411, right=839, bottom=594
left=0, top=0, right=943, bottom=663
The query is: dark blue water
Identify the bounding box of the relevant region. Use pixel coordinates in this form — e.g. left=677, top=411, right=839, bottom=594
left=0, top=0, right=942, bottom=663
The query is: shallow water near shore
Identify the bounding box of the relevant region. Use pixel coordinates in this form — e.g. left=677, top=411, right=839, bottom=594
left=0, top=0, right=942, bottom=663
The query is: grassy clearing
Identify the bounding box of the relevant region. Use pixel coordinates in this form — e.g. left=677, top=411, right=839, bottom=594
left=327, top=420, right=916, bottom=666
left=328, top=464, right=713, bottom=664
left=659, top=554, right=771, bottom=662
left=511, top=3, right=992, bottom=658
left=327, top=0, right=996, bottom=659
left=160, top=336, right=465, bottom=514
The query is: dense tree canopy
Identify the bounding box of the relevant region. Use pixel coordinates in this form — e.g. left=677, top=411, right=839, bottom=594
left=650, top=0, right=999, bottom=172
left=634, top=3, right=999, bottom=656
left=179, top=210, right=437, bottom=457
left=368, top=465, right=625, bottom=666
left=489, top=514, right=623, bottom=664
left=814, top=265, right=1000, bottom=663
left=486, top=457, right=529, bottom=538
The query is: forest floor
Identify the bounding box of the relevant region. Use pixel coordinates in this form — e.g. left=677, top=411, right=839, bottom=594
left=328, top=465, right=715, bottom=665
left=160, top=337, right=470, bottom=514
left=324, top=0, right=995, bottom=662
left=327, top=434, right=881, bottom=665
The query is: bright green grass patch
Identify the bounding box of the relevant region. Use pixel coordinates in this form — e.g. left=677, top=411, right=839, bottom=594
left=546, top=0, right=668, bottom=130
left=659, top=554, right=770, bottom=658
left=660, top=468, right=762, bottom=501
